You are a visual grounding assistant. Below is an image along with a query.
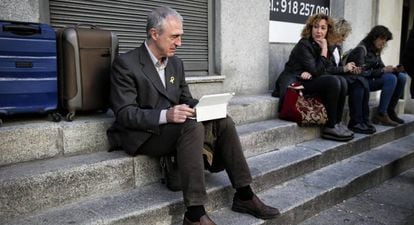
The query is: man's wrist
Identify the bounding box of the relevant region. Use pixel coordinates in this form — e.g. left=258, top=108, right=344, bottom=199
left=159, top=109, right=168, bottom=124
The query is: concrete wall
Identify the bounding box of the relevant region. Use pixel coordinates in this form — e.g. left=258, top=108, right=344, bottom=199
left=215, top=0, right=270, bottom=95
left=269, top=43, right=294, bottom=91
left=377, top=0, right=404, bottom=65
left=0, top=0, right=407, bottom=98
left=342, top=0, right=377, bottom=52
left=0, top=0, right=49, bottom=23
left=0, top=0, right=271, bottom=97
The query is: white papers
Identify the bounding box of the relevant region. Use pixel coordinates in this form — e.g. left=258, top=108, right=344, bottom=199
left=194, top=93, right=234, bottom=122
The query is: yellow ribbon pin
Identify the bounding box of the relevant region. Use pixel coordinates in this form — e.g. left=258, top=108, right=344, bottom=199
left=169, top=76, right=175, bottom=84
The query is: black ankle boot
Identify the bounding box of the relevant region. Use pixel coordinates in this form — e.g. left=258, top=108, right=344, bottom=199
left=387, top=110, right=404, bottom=124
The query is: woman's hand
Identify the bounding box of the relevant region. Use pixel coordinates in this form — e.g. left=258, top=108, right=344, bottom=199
left=383, top=65, right=395, bottom=73
left=352, top=66, right=363, bottom=74
left=300, top=71, right=312, bottom=80
left=344, top=62, right=363, bottom=74
left=315, top=38, right=328, bottom=57
left=344, top=62, right=355, bottom=73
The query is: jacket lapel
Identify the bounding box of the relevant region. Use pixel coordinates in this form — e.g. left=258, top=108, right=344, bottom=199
left=138, top=46, right=171, bottom=100
left=164, top=63, right=179, bottom=104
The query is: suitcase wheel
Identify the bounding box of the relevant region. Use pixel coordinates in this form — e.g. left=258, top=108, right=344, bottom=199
left=66, top=112, right=75, bottom=122
left=48, top=112, right=62, bottom=123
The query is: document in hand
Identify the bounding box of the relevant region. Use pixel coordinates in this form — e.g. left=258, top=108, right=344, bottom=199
left=194, top=93, right=234, bottom=122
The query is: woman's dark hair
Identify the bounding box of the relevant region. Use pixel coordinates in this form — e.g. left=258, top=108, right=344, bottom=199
left=362, top=25, right=393, bottom=52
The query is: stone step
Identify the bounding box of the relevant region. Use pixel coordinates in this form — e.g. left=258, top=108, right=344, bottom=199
left=228, top=94, right=278, bottom=125
left=209, top=133, right=414, bottom=225
left=4, top=115, right=414, bottom=225
left=0, top=116, right=319, bottom=221
left=238, top=119, right=318, bottom=158
left=0, top=94, right=278, bottom=167
left=298, top=167, right=414, bottom=225
left=0, top=114, right=113, bottom=167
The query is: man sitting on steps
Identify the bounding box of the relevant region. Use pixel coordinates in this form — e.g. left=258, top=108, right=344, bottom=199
left=106, top=6, right=280, bottom=225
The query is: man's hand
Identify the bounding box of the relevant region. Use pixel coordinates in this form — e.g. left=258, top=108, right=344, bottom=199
left=166, top=104, right=195, bottom=123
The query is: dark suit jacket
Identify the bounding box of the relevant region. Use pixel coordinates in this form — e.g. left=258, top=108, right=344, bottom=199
left=107, top=43, right=198, bottom=155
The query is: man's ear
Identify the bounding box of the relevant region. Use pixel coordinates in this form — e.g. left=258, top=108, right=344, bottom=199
left=149, top=28, right=158, bottom=40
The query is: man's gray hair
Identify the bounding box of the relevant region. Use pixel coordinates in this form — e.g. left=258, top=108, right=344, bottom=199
left=146, top=6, right=183, bottom=40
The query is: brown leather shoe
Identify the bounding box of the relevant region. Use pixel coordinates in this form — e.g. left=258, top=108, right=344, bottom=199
left=372, top=113, right=399, bottom=126
left=183, top=215, right=216, bottom=225
left=232, top=194, right=280, bottom=219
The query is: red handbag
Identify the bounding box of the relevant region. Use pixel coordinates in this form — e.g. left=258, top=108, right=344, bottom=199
left=279, top=83, right=328, bottom=126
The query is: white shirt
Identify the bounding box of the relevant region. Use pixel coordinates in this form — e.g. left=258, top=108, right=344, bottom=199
left=333, top=47, right=340, bottom=66
left=144, top=41, right=169, bottom=124
left=144, top=41, right=168, bottom=87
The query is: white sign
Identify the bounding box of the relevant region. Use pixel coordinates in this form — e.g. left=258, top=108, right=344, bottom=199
left=269, top=0, right=330, bottom=43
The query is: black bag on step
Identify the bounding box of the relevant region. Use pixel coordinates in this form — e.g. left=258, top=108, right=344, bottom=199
left=160, top=152, right=182, bottom=191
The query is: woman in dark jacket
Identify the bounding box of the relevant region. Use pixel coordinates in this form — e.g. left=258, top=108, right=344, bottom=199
left=327, top=19, right=375, bottom=134
left=347, top=25, right=407, bottom=126
left=273, top=13, right=353, bottom=141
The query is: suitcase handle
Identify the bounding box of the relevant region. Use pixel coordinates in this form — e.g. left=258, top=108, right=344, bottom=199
left=75, top=23, right=98, bottom=29
left=3, top=24, right=41, bottom=35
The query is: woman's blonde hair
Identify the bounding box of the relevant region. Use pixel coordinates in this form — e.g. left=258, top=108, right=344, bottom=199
left=335, top=18, right=352, bottom=38
left=301, top=13, right=338, bottom=45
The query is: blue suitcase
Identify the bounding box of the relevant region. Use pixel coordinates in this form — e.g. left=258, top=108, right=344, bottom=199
left=0, top=21, right=60, bottom=124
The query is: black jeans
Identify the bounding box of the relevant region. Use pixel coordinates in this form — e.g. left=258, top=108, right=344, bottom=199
left=302, top=75, right=347, bottom=127
left=348, top=80, right=370, bottom=125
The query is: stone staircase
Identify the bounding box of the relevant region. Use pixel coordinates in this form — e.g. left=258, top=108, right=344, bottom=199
left=1, top=94, right=414, bottom=225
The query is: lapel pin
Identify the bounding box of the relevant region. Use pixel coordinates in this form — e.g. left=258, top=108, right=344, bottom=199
left=169, top=76, right=175, bottom=84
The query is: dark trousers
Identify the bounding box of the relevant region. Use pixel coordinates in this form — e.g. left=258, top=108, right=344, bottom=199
left=348, top=81, right=370, bottom=125
left=138, top=116, right=252, bottom=206
left=302, top=75, right=347, bottom=127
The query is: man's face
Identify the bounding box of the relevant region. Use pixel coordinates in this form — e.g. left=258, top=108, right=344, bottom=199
left=150, top=16, right=183, bottom=59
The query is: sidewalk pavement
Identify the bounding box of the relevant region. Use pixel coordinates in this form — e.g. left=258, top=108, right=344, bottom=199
left=299, top=167, right=414, bottom=225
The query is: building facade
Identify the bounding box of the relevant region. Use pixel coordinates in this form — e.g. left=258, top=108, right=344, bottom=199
left=0, top=0, right=412, bottom=100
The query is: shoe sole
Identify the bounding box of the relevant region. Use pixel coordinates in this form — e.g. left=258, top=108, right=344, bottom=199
left=348, top=128, right=376, bottom=134
left=321, top=133, right=353, bottom=141
left=231, top=206, right=280, bottom=220
left=389, top=120, right=404, bottom=124
left=372, top=121, right=399, bottom=127
left=372, top=118, right=399, bottom=127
